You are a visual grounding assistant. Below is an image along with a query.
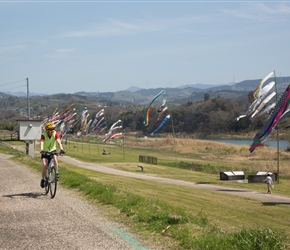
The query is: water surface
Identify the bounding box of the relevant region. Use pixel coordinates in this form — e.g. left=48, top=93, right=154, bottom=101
left=207, top=139, right=289, bottom=150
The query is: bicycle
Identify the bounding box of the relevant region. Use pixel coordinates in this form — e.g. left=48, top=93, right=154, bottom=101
left=43, top=151, right=60, bottom=199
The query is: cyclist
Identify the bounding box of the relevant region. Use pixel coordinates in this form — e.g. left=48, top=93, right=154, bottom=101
left=40, top=122, right=65, bottom=188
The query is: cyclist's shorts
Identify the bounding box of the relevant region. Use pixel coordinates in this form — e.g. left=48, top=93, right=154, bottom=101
left=41, top=150, right=56, bottom=160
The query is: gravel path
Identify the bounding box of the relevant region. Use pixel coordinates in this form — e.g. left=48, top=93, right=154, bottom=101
left=0, top=154, right=149, bottom=250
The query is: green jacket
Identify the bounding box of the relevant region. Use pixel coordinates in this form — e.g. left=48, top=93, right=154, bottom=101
left=42, top=131, right=57, bottom=152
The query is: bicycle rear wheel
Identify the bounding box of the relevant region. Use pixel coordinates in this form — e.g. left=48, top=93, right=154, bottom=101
left=44, top=169, right=49, bottom=195
left=49, top=166, right=57, bottom=198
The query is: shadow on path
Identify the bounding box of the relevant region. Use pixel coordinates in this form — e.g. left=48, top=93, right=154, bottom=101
left=216, top=189, right=249, bottom=192
left=3, top=192, right=44, bottom=199
left=262, top=202, right=290, bottom=206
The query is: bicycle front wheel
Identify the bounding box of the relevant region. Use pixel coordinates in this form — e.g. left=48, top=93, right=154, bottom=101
left=49, top=166, right=57, bottom=198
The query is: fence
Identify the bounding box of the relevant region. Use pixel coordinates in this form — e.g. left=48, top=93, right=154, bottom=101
left=139, top=155, right=157, bottom=165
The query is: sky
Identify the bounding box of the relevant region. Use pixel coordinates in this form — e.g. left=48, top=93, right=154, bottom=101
left=0, top=1, right=290, bottom=95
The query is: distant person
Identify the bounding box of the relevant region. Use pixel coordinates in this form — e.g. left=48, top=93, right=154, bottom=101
left=40, top=122, right=65, bottom=188
left=263, top=173, right=274, bottom=194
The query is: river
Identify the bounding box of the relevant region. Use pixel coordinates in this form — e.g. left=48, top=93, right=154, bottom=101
left=207, top=139, right=289, bottom=150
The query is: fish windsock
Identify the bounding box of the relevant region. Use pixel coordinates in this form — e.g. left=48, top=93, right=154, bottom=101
left=151, top=115, right=170, bottom=135
left=143, top=90, right=164, bottom=126
left=249, top=84, right=290, bottom=153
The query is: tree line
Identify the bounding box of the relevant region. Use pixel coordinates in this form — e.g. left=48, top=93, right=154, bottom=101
left=0, top=93, right=285, bottom=137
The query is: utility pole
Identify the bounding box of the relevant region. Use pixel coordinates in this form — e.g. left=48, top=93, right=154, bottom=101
left=274, top=71, right=280, bottom=184
left=26, top=77, right=30, bottom=119
left=26, top=77, right=30, bottom=155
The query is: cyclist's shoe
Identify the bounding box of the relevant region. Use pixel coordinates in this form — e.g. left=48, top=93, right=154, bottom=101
left=56, top=173, right=59, bottom=180
left=40, top=179, right=45, bottom=188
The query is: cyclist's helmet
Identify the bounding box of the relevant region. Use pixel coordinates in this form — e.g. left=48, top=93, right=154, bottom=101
left=45, top=122, right=55, bottom=130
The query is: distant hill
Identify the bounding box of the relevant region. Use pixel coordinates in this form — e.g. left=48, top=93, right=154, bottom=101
left=176, top=83, right=219, bottom=89
left=126, top=86, right=141, bottom=92
left=112, top=76, right=290, bottom=105
left=3, top=76, right=290, bottom=105
left=4, top=91, right=48, bottom=97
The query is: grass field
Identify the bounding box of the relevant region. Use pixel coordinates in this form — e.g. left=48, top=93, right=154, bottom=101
left=2, top=135, right=290, bottom=249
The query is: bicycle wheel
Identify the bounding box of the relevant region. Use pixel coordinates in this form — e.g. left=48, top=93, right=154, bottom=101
left=49, top=166, right=57, bottom=198
left=44, top=168, right=49, bottom=195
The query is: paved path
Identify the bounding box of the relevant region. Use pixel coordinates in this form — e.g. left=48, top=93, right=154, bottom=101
left=0, top=153, right=150, bottom=250
left=61, top=155, right=290, bottom=205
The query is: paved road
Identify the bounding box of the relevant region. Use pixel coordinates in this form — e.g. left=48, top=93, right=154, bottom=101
left=61, top=155, right=290, bottom=205
left=0, top=153, right=150, bottom=250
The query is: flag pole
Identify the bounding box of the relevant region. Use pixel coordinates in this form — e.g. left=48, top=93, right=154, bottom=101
left=274, top=70, right=280, bottom=184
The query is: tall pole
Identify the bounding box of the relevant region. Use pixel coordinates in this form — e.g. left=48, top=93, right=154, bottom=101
left=25, top=77, right=30, bottom=156
left=274, top=71, right=280, bottom=184
left=123, top=134, right=125, bottom=160
left=26, top=77, right=30, bottom=119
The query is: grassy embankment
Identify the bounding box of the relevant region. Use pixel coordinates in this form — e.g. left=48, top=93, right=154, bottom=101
left=1, top=135, right=290, bottom=249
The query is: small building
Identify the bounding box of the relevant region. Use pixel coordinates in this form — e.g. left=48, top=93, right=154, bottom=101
left=248, top=171, right=277, bottom=183
left=220, top=171, right=245, bottom=181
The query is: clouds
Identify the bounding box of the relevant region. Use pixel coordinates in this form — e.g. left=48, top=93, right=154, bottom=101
left=0, top=45, right=26, bottom=54
left=61, top=15, right=209, bottom=39
left=220, top=2, right=290, bottom=22
left=45, top=48, right=80, bottom=59
left=57, top=2, right=290, bottom=46
left=0, top=2, right=289, bottom=94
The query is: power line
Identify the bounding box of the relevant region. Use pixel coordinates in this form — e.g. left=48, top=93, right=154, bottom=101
left=0, top=84, right=27, bottom=92
left=0, top=79, right=26, bottom=88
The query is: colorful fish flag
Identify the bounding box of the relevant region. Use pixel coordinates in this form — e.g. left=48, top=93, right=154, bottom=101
left=249, top=84, right=290, bottom=153
left=236, top=72, right=275, bottom=121
left=143, top=90, right=164, bottom=126
left=151, top=115, right=170, bottom=135
left=103, top=119, right=122, bottom=143
left=250, top=72, right=274, bottom=103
